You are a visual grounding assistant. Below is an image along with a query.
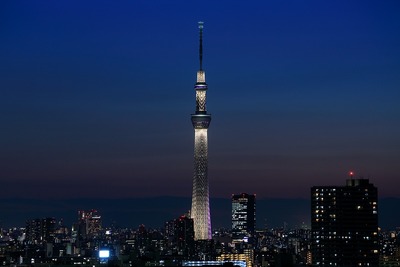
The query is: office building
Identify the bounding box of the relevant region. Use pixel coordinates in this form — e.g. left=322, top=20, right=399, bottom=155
left=25, top=217, right=56, bottom=244
left=232, top=193, right=256, bottom=239
left=77, top=209, right=102, bottom=239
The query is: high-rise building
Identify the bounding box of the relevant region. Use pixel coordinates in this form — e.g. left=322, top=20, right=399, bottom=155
left=232, top=193, right=256, bottom=240
left=165, top=215, right=195, bottom=258
left=311, top=177, right=379, bottom=267
left=191, top=21, right=212, bottom=240
left=25, top=217, right=56, bottom=244
left=77, top=209, right=102, bottom=239
left=175, top=216, right=195, bottom=255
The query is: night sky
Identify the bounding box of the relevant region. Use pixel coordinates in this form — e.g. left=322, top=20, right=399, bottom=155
left=1, top=0, right=400, bottom=201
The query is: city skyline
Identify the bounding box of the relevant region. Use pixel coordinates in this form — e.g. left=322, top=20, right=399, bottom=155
left=1, top=1, right=400, bottom=200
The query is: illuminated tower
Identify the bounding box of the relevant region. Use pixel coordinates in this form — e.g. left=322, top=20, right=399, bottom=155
left=190, top=21, right=212, bottom=240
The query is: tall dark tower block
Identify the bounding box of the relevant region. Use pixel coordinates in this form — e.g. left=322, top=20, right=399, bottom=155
left=311, top=177, right=379, bottom=267
left=232, top=193, right=256, bottom=239
left=191, top=21, right=212, bottom=240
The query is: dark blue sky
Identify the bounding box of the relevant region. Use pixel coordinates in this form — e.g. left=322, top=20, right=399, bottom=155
left=1, top=0, right=399, bottom=199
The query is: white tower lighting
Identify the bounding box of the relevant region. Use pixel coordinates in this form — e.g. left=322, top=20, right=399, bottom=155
left=190, top=21, right=212, bottom=240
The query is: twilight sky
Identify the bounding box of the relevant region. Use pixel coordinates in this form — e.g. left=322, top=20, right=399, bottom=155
left=1, top=0, right=400, bottom=199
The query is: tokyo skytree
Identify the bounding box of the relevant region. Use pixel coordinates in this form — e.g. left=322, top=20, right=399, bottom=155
left=190, top=21, right=212, bottom=240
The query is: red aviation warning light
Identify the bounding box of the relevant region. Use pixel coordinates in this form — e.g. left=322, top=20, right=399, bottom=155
left=349, top=171, right=354, bottom=178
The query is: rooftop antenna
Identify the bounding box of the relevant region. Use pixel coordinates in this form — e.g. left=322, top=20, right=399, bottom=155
left=198, top=21, right=204, bottom=71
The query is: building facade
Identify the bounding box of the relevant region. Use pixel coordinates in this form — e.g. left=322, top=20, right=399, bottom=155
left=77, top=209, right=102, bottom=239
left=311, top=178, right=379, bottom=266
left=217, top=250, right=254, bottom=267
left=25, top=217, right=56, bottom=245
left=165, top=215, right=195, bottom=258
left=232, top=193, right=256, bottom=240
left=191, top=21, right=212, bottom=240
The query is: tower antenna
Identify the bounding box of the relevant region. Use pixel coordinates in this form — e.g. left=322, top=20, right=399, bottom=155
left=191, top=21, right=211, bottom=240
left=198, top=21, right=204, bottom=71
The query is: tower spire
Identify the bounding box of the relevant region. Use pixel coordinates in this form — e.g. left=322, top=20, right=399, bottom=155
left=191, top=21, right=211, bottom=240
left=199, top=21, right=203, bottom=71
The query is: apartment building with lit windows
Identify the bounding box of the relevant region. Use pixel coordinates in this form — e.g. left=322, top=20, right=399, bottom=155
left=311, top=178, right=378, bottom=267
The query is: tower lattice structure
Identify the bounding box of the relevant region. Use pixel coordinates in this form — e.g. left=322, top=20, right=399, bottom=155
left=190, top=21, right=212, bottom=240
